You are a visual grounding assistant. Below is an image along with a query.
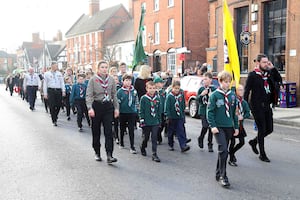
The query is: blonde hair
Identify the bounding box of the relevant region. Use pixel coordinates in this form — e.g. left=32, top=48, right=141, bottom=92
left=138, top=65, right=151, bottom=79
left=217, top=70, right=232, bottom=82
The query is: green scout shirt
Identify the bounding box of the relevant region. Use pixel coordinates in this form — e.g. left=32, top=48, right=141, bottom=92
left=207, top=89, right=238, bottom=129
left=197, top=85, right=216, bottom=116
left=139, top=94, right=161, bottom=126
left=165, top=91, right=186, bottom=120
left=117, top=86, right=138, bottom=114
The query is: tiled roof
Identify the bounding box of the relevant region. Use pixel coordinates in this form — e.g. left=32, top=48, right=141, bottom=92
left=65, top=4, right=124, bottom=37
left=105, top=19, right=134, bottom=45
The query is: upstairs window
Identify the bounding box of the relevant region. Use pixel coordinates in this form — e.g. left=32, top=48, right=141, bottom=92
left=154, top=0, right=159, bottom=11
left=168, top=19, right=175, bottom=42
left=154, top=22, right=160, bottom=44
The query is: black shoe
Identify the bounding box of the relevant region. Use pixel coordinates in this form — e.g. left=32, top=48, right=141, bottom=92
left=157, top=141, right=162, bottom=145
left=219, top=177, right=230, bottom=188
left=208, top=145, right=214, bottom=152
left=186, top=138, right=191, bottom=144
left=181, top=145, right=190, bottom=153
left=140, top=146, right=147, bottom=156
left=259, top=155, right=270, bottom=162
left=30, top=106, right=33, bottom=111
left=152, top=153, right=161, bottom=162
left=216, top=175, right=220, bottom=181
left=168, top=146, right=174, bottom=151
left=107, top=156, right=118, bottom=164
left=249, top=140, right=259, bottom=154
left=228, top=160, right=238, bottom=167
left=230, top=154, right=237, bottom=162
left=78, top=127, right=83, bottom=132
left=53, top=122, right=57, bottom=126
left=94, top=153, right=102, bottom=161
left=67, top=116, right=71, bottom=121
left=198, top=137, right=203, bottom=149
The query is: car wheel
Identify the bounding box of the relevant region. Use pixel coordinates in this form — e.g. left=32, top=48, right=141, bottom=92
left=189, top=99, right=198, bottom=118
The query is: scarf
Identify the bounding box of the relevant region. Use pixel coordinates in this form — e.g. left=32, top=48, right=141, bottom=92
left=254, top=68, right=270, bottom=94
left=202, top=87, right=210, bottom=105
left=121, top=85, right=135, bottom=107
left=217, top=88, right=231, bottom=118
left=170, top=92, right=182, bottom=116
left=145, top=93, right=158, bottom=117
left=79, top=84, right=84, bottom=98
left=237, top=96, right=243, bottom=116
left=95, top=74, right=110, bottom=101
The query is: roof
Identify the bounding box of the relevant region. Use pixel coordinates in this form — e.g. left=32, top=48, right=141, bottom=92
left=22, top=42, right=43, bottom=64
left=105, top=19, right=134, bottom=45
left=0, top=50, right=9, bottom=57
left=65, top=4, right=125, bottom=37
left=47, top=41, right=66, bottom=60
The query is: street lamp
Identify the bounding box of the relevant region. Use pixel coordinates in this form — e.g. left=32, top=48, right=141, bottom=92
left=148, top=33, right=153, bottom=66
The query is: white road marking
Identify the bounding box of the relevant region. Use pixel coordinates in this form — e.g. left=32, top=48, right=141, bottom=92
left=282, top=138, right=300, bottom=143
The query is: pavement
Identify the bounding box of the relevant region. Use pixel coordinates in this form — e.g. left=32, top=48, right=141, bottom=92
left=271, top=106, right=300, bottom=128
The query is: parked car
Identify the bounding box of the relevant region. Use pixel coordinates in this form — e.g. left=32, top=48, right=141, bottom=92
left=180, top=75, right=219, bottom=118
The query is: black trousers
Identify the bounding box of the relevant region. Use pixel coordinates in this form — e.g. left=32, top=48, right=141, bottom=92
left=91, top=101, right=114, bottom=155
left=141, top=125, right=159, bottom=154
left=214, top=127, right=233, bottom=179
left=74, top=99, right=90, bottom=128
left=157, top=114, right=167, bottom=142
left=252, top=107, right=273, bottom=156
left=27, top=86, right=38, bottom=109
left=47, top=88, right=62, bottom=123
left=119, top=113, right=136, bottom=148
left=63, top=93, right=71, bottom=117
left=199, top=116, right=213, bottom=146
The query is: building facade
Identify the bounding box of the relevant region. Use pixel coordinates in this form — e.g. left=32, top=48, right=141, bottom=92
left=133, top=0, right=209, bottom=76
left=207, top=0, right=300, bottom=105
left=65, top=1, right=132, bottom=72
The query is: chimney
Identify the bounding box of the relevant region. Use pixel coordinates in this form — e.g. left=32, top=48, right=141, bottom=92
left=32, top=32, right=41, bottom=43
left=128, top=0, right=133, bottom=17
left=89, top=0, right=99, bottom=16
left=56, top=30, right=62, bottom=41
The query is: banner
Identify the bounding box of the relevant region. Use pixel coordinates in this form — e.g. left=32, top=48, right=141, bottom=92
left=223, top=0, right=240, bottom=86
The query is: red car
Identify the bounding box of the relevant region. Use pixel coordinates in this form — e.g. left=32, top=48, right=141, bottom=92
left=180, top=75, right=219, bottom=118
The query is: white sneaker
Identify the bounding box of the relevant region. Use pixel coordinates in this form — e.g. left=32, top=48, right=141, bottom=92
left=119, top=145, right=125, bottom=149
left=130, top=148, right=137, bottom=154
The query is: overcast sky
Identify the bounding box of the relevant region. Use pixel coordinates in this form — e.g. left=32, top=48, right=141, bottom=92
left=0, top=0, right=129, bottom=53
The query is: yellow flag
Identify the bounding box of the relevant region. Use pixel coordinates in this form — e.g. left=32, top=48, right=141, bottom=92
left=223, top=0, right=240, bottom=87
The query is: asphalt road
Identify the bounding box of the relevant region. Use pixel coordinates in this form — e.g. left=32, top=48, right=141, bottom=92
left=1, top=85, right=300, bottom=200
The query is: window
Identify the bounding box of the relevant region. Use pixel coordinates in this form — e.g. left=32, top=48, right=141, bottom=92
left=154, top=22, right=160, bottom=44
left=167, top=49, right=176, bottom=75
left=236, top=6, right=249, bottom=73
left=168, top=19, right=174, bottom=42
left=264, top=0, right=286, bottom=71
left=154, top=0, right=159, bottom=11
left=142, top=26, right=147, bottom=46
left=168, top=0, right=174, bottom=7
left=142, top=2, right=146, bottom=11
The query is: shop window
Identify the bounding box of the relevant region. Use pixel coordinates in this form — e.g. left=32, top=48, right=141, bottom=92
left=236, top=6, right=249, bottom=73
left=264, top=0, right=286, bottom=71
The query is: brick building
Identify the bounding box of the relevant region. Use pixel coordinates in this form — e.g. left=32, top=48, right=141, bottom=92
left=207, top=0, right=300, bottom=105
left=133, top=0, right=209, bottom=75
left=65, top=0, right=132, bottom=72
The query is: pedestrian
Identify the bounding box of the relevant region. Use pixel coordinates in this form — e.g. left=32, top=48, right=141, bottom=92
left=63, top=76, right=72, bottom=120
left=207, top=70, right=239, bottom=188
left=197, top=72, right=216, bottom=152
left=23, top=67, right=40, bottom=110
left=228, top=84, right=250, bottom=167
left=134, top=65, right=153, bottom=100
left=70, top=73, right=90, bottom=132
left=244, top=54, right=279, bottom=162
left=117, top=74, right=139, bottom=154
left=86, top=60, right=119, bottom=164
left=165, top=80, right=190, bottom=153
left=43, top=61, right=66, bottom=126
left=139, top=81, right=161, bottom=162
left=154, top=76, right=167, bottom=144
left=112, top=75, right=121, bottom=144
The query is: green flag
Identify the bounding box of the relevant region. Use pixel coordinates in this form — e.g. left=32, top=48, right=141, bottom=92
left=132, top=7, right=146, bottom=71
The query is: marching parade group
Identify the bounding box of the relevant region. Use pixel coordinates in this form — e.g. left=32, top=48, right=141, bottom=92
left=4, top=53, right=282, bottom=188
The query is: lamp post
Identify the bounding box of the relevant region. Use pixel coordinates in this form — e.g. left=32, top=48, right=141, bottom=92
left=148, top=33, right=153, bottom=67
